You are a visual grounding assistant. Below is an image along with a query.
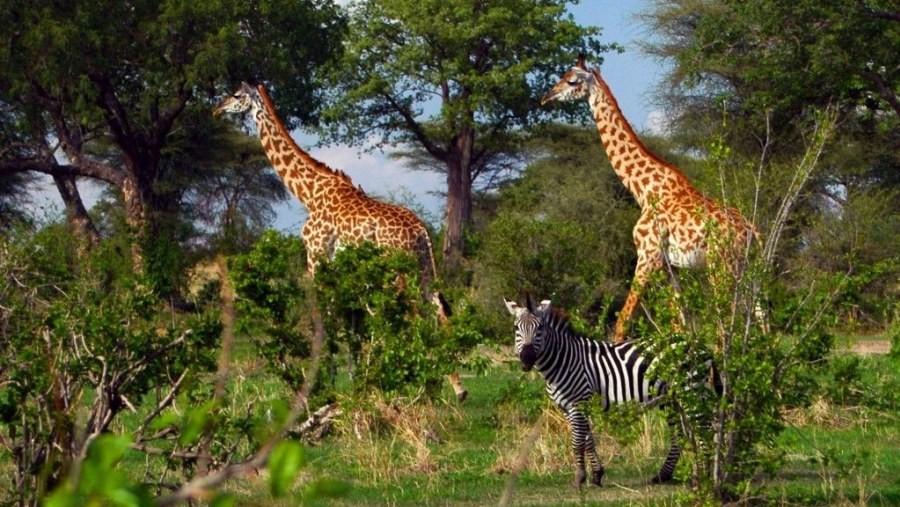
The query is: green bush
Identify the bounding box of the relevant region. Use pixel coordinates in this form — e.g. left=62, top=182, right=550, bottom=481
left=230, top=230, right=312, bottom=389
left=315, top=242, right=485, bottom=398
left=0, top=224, right=221, bottom=505
left=231, top=233, right=485, bottom=400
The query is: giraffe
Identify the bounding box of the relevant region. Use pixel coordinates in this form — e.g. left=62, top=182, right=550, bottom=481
left=214, top=82, right=467, bottom=401
left=541, top=55, right=759, bottom=342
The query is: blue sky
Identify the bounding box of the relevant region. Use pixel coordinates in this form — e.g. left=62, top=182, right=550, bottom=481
left=272, top=0, right=665, bottom=232
left=29, top=1, right=665, bottom=234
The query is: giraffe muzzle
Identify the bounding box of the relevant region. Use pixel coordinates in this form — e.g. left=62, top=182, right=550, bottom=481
left=540, top=90, right=558, bottom=106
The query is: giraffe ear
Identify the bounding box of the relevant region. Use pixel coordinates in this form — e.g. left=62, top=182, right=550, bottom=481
left=576, top=53, right=587, bottom=70
left=504, top=299, right=520, bottom=316
left=240, top=81, right=255, bottom=94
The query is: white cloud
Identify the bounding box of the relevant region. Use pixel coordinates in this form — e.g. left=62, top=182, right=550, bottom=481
left=644, top=109, right=671, bottom=136
left=273, top=134, right=446, bottom=232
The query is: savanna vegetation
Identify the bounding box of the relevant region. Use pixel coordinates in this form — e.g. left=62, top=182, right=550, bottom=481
left=1, top=0, right=898, bottom=506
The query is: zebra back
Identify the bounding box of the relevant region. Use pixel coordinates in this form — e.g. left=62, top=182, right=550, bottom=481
left=507, top=298, right=664, bottom=411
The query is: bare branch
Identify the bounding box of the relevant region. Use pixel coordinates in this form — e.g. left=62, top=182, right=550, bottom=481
left=762, top=106, right=838, bottom=266
left=157, top=284, right=328, bottom=506
left=134, top=370, right=189, bottom=441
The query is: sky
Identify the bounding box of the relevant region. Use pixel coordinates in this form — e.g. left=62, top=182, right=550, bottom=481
left=29, top=0, right=666, bottom=233
left=271, top=0, right=665, bottom=232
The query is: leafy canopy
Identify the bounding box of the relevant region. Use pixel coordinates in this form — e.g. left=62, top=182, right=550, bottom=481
left=321, top=0, right=611, bottom=149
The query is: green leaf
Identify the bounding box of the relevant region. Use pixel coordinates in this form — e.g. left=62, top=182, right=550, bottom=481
left=85, top=434, right=133, bottom=471
left=268, top=440, right=306, bottom=498
left=210, top=493, right=236, bottom=507
left=179, top=400, right=216, bottom=446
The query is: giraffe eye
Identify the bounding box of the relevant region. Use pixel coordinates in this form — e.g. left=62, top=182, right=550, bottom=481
left=567, top=79, right=579, bottom=86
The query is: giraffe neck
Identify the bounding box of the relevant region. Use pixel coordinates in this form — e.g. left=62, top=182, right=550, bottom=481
left=253, top=85, right=355, bottom=213
left=586, top=70, right=693, bottom=208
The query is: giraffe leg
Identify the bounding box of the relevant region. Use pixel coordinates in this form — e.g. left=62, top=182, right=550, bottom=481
left=447, top=372, right=467, bottom=402
left=564, top=407, right=603, bottom=487
left=615, top=260, right=657, bottom=342
left=615, top=285, right=642, bottom=342
left=301, top=218, right=334, bottom=275
left=617, top=223, right=663, bottom=342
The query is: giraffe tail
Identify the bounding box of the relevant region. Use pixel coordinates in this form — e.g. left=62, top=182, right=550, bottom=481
left=430, top=291, right=468, bottom=402
left=432, top=291, right=453, bottom=323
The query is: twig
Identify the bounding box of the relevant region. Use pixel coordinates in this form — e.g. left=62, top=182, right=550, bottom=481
left=498, top=413, right=546, bottom=507
left=134, top=370, right=189, bottom=441
left=608, top=481, right=640, bottom=494
left=157, top=280, right=327, bottom=506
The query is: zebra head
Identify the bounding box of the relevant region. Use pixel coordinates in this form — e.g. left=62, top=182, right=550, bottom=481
left=504, top=295, right=552, bottom=372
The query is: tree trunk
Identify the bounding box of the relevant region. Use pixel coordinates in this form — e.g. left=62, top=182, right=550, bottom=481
left=52, top=174, right=100, bottom=254
left=441, top=128, right=474, bottom=272
left=121, top=173, right=147, bottom=274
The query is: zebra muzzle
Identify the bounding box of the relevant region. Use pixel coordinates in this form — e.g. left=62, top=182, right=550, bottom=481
left=519, top=344, right=536, bottom=371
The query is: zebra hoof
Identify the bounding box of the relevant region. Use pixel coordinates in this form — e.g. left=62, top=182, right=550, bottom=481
left=572, top=470, right=587, bottom=488
left=591, top=469, right=604, bottom=487
left=650, top=473, right=674, bottom=484
left=456, top=390, right=468, bottom=403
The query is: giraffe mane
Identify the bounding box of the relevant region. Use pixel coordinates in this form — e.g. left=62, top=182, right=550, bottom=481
left=587, top=68, right=694, bottom=186
left=254, top=84, right=357, bottom=188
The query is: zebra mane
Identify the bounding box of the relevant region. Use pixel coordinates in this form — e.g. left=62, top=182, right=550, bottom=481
left=542, top=307, right=575, bottom=333
left=541, top=306, right=616, bottom=347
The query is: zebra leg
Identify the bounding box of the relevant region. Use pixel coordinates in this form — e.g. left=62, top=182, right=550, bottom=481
left=584, top=429, right=605, bottom=486
left=565, top=407, right=604, bottom=487
left=652, top=431, right=680, bottom=484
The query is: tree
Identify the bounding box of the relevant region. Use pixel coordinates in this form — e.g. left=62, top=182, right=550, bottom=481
left=320, top=0, right=610, bottom=270
left=0, top=102, right=38, bottom=228
left=0, top=0, right=345, bottom=283
left=640, top=0, right=898, bottom=173
left=470, top=124, right=638, bottom=335
left=642, top=1, right=897, bottom=125
left=640, top=0, right=900, bottom=325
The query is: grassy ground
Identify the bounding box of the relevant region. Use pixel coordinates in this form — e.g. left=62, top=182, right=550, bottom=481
left=213, top=345, right=900, bottom=506
left=10, top=337, right=893, bottom=505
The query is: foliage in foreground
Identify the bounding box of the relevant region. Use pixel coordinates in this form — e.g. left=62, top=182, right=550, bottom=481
left=0, top=225, right=221, bottom=504
left=231, top=232, right=487, bottom=401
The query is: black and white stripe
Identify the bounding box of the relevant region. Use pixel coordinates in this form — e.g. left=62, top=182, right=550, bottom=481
left=505, top=295, right=688, bottom=487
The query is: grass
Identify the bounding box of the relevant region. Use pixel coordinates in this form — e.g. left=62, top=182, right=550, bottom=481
left=208, top=348, right=899, bottom=506
left=223, top=369, right=688, bottom=506
left=6, top=338, right=897, bottom=506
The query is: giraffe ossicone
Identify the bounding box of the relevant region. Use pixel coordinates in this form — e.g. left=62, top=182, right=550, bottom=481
left=214, top=82, right=468, bottom=401
left=542, top=55, right=761, bottom=342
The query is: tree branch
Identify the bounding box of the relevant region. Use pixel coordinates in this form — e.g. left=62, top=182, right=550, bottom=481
left=859, top=68, right=900, bottom=117
left=157, top=285, right=328, bottom=506
left=0, top=159, right=125, bottom=187
left=379, top=92, right=447, bottom=160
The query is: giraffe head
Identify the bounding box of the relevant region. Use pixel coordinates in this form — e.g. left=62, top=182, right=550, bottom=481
left=540, top=53, right=595, bottom=105
left=504, top=295, right=552, bottom=371
left=213, top=82, right=261, bottom=117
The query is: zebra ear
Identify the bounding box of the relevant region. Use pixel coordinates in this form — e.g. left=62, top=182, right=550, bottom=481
left=538, top=300, right=552, bottom=312
left=525, top=293, right=535, bottom=313
left=503, top=299, right=520, bottom=316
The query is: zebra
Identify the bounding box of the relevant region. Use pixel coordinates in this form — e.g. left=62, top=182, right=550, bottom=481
left=504, top=295, right=711, bottom=487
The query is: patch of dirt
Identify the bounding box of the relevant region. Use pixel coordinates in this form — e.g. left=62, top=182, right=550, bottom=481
left=847, top=340, right=891, bottom=355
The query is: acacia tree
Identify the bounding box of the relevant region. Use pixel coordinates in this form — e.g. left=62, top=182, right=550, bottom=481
left=0, top=0, right=344, bottom=281
left=640, top=0, right=898, bottom=173
left=320, top=0, right=610, bottom=269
